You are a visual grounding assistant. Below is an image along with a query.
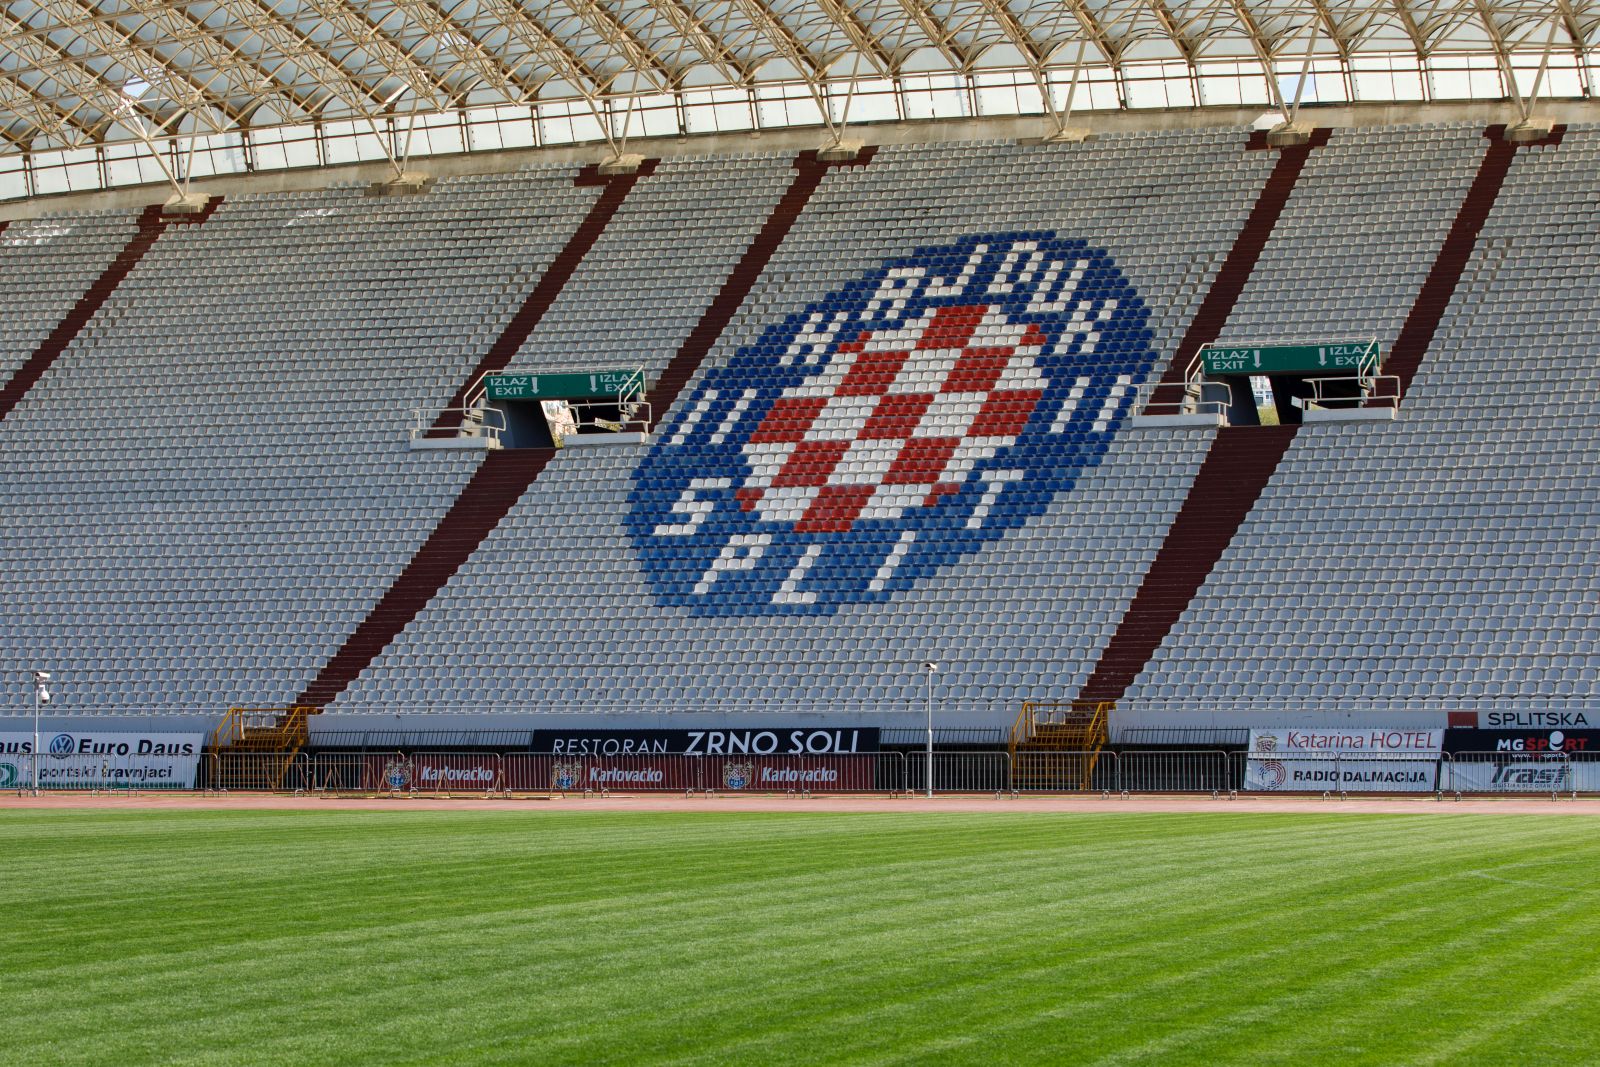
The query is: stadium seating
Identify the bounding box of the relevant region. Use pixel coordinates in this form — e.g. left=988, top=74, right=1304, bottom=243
left=0, top=122, right=1594, bottom=729
left=0, top=166, right=597, bottom=710
left=333, top=130, right=1275, bottom=712
left=0, top=211, right=137, bottom=381
left=1124, top=126, right=1599, bottom=715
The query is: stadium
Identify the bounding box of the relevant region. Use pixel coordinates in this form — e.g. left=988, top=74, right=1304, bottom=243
left=3, top=0, right=1600, bottom=1062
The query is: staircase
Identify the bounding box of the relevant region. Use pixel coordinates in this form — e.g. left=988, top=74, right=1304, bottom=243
left=293, top=149, right=875, bottom=710
left=430, top=161, right=658, bottom=437
left=0, top=198, right=222, bottom=423
left=209, top=706, right=314, bottom=791
left=1010, top=701, right=1111, bottom=792
left=296, top=448, right=554, bottom=706
left=1079, top=425, right=1299, bottom=704
left=1144, top=130, right=1329, bottom=412
left=644, top=147, right=876, bottom=429
left=1377, top=125, right=1561, bottom=402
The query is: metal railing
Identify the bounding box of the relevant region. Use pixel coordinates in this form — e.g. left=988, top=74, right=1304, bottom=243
left=1441, top=751, right=1579, bottom=798
left=410, top=405, right=505, bottom=446
left=1135, top=356, right=1231, bottom=418
left=5, top=752, right=185, bottom=793
left=1301, top=372, right=1403, bottom=411
left=18, top=749, right=1595, bottom=799
left=554, top=396, right=652, bottom=443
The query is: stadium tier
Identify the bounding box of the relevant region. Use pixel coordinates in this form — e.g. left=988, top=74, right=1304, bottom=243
left=0, top=121, right=1594, bottom=739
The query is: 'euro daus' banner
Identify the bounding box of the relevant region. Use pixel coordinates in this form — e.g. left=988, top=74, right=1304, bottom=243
left=0, top=731, right=203, bottom=789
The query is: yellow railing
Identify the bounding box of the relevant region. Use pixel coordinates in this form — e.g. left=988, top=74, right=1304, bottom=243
left=1010, top=700, right=1113, bottom=791
left=209, top=706, right=318, bottom=751
left=1009, top=700, right=1112, bottom=755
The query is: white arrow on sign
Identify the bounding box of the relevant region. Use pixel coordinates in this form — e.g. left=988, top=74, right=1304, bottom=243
left=1253, top=350, right=1260, bottom=369
left=1318, top=346, right=1327, bottom=367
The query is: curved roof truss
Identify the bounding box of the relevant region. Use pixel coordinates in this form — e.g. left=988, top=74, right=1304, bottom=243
left=0, top=1, right=1591, bottom=194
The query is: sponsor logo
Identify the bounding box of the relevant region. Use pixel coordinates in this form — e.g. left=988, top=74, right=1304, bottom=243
left=588, top=767, right=664, bottom=785
left=1486, top=711, right=1590, bottom=728
left=418, top=765, right=495, bottom=785
left=383, top=758, right=413, bottom=790
left=759, top=767, right=840, bottom=785
left=48, top=733, right=75, bottom=759
left=550, top=762, right=580, bottom=790
left=0, top=761, right=16, bottom=788
left=630, top=233, right=1156, bottom=616
left=723, top=762, right=753, bottom=790
left=1258, top=760, right=1286, bottom=789
left=1256, top=733, right=1280, bottom=754
left=1492, top=731, right=1589, bottom=753
left=1278, top=730, right=1439, bottom=752
left=1490, top=764, right=1570, bottom=788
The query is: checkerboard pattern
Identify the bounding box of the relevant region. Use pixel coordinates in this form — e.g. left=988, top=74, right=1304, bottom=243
left=735, top=303, right=1047, bottom=532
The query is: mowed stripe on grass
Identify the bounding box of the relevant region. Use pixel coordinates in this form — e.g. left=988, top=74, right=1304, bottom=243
left=2, top=811, right=1597, bottom=1065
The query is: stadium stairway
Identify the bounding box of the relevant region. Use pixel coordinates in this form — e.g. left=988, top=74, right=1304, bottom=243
left=209, top=706, right=315, bottom=791
left=429, top=160, right=660, bottom=437
left=0, top=198, right=221, bottom=423
left=1378, top=124, right=1567, bottom=403
left=1086, top=123, right=1563, bottom=710
left=1010, top=701, right=1111, bottom=791
left=297, top=449, right=554, bottom=705
left=643, top=147, right=876, bottom=428
left=1074, top=133, right=1332, bottom=704
left=1144, top=130, right=1331, bottom=410
left=1078, top=425, right=1299, bottom=703
left=300, top=148, right=877, bottom=708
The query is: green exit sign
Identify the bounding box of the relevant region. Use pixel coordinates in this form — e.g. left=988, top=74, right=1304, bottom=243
left=1200, top=341, right=1379, bottom=376
left=485, top=369, right=641, bottom=400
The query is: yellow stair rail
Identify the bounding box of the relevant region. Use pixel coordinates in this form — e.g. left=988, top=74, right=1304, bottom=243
left=209, top=706, right=318, bottom=791
left=1009, top=700, right=1112, bottom=792
left=210, top=706, right=317, bottom=751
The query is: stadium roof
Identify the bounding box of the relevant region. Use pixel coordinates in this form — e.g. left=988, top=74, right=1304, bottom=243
left=0, top=1, right=1589, bottom=199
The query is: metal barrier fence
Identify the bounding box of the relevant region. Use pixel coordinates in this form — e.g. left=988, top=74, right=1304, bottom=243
left=15, top=748, right=1589, bottom=798
left=2, top=752, right=187, bottom=793
left=1238, top=750, right=1442, bottom=795
left=1441, top=751, right=1579, bottom=797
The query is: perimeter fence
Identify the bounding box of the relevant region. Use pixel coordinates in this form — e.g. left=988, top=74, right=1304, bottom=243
left=0, top=752, right=195, bottom=792
left=10, top=749, right=1594, bottom=798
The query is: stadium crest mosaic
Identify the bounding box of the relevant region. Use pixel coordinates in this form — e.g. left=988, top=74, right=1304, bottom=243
left=629, top=233, right=1158, bottom=616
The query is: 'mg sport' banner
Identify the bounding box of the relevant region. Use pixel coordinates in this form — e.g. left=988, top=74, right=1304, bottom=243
left=0, top=731, right=203, bottom=790
left=1245, top=729, right=1442, bottom=793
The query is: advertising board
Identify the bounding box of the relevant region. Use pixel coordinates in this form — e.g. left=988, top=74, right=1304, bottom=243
left=1442, top=729, right=1600, bottom=754
left=0, top=731, right=204, bottom=789
left=529, top=727, right=880, bottom=757
left=1245, top=728, right=1442, bottom=793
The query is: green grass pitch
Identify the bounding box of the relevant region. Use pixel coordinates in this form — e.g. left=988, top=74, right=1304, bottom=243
left=6, top=809, right=1599, bottom=1065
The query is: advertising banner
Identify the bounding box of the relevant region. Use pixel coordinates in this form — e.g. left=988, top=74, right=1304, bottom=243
left=1443, top=729, right=1600, bottom=755
left=1444, top=758, right=1581, bottom=793
left=0, top=731, right=203, bottom=790
left=508, top=754, right=697, bottom=791
left=1246, top=728, right=1442, bottom=793
left=528, top=727, right=880, bottom=757
left=356, top=752, right=884, bottom=793
left=700, top=755, right=879, bottom=793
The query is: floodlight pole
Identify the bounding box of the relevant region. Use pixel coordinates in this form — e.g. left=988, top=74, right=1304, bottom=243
left=923, top=662, right=936, bottom=799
